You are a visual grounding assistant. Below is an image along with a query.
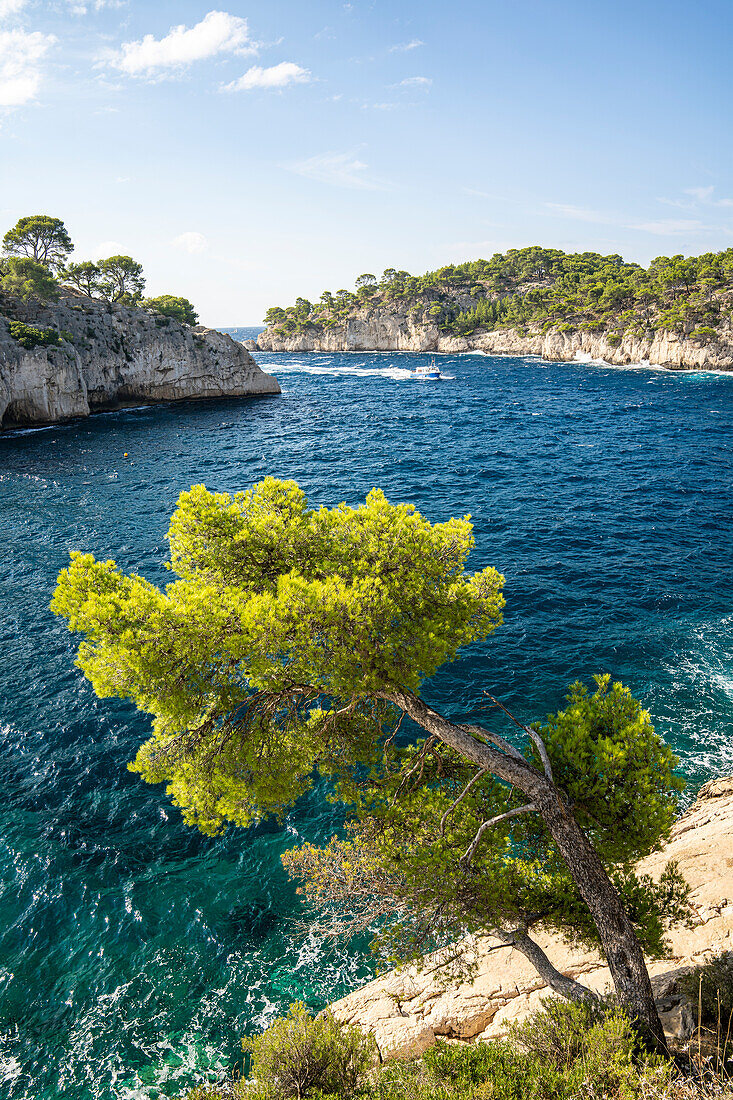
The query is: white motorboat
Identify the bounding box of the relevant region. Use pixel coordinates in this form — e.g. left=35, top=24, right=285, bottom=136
left=411, top=358, right=443, bottom=380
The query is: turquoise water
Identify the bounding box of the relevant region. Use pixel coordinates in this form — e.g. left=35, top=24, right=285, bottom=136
left=1, top=349, right=732, bottom=1098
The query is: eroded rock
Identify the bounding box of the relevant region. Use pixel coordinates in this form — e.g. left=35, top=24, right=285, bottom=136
left=0, top=290, right=280, bottom=428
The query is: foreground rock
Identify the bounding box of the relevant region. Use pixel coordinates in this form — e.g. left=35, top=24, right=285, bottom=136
left=330, top=777, right=733, bottom=1059
left=257, top=315, right=733, bottom=371
left=0, top=290, right=280, bottom=428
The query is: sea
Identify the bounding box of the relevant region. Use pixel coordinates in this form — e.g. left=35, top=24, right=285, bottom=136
left=1, top=333, right=732, bottom=1098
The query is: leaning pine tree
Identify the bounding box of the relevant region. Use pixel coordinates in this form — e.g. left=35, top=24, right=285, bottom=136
left=52, top=478, right=690, bottom=1054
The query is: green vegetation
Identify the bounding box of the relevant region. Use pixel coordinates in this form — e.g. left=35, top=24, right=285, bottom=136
left=680, top=952, right=733, bottom=1032
left=0, top=256, right=59, bottom=302
left=263, top=247, right=733, bottom=344
left=53, top=478, right=691, bottom=1050
left=6, top=319, right=71, bottom=349
left=177, top=991, right=733, bottom=1100
left=2, top=215, right=73, bottom=272
left=144, top=294, right=199, bottom=325
left=62, top=255, right=145, bottom=305
left=242, top=1003, right=376, bottom=1099
left=0, top=215, right=198, bottom=320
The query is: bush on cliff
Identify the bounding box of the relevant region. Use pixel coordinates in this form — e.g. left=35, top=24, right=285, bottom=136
left=6, top=319, right=66, bottom=349
left=144, top=294, right=199, bottom=325
left=242, top=1003, right=376, bottom=1099
left=178, top=1000, right=683, bottom=1100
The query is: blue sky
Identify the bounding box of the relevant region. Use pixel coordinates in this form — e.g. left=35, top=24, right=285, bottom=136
left=1, top=0, right=732, bottom=324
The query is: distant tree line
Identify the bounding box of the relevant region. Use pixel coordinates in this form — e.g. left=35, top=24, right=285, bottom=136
left=0, top=215, right=198, bottom=326
left=264, top=245, right=733, bottom=343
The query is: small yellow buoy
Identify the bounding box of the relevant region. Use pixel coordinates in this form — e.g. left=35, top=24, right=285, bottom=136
left=124, top=453, right=128, bottom=457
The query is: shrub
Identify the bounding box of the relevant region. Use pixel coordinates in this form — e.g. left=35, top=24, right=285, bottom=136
left=606, top=332, right=623, bottom=346
left=145, top=294, right=199, bottom=326
left=509, top=996, right=608, bottom=1069
left=242, top=1003, right=376, bottom=1099
left=680, top=952, right=733, bottom=1032
left=7, top=320, right=63, bottom=349
left=690, top=327, right=718, bottom=340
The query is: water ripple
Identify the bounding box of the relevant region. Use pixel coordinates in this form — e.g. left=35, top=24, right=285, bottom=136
left=0, top=352, right=732, bottom=1097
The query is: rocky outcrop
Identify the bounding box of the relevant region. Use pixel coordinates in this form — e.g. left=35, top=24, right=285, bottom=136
left=0, top=290, right=280, bottom=428
left=330, top=778, right=733, bottom=1059
left=257, top=315, right=733, bottom=371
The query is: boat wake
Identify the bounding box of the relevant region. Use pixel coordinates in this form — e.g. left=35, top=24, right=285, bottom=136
left=271, top=360, right=418, bottom=381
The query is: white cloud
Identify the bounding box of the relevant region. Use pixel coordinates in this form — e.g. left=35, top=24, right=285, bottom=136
left=68, top=1, right=126, bottom=14
left=633, top=219, right=704, bottom=235
left=397, top=75, right=431, bottom=88
left=222, top=61, right=310, bottom=92
left=545, top=202, right=612, bottom=224
left=91, top=240, right=123, bottom=258
left=462, top=187, right=495, bottom=200
left=0, top=0, right=27, bottom=18
left=684, top=185, right=714, bottom=202
left=658, top=186, right=733, bottom=210
left=546, top=201, right=710, bottom=237
left=389, top=39, right=424, bottom=52
left=286, top=151, right=390, bottom=190
left=172, top=231, right=208, bottom=254
left=109, top=10, right=253, bottom=77
left=0, top=28, right=56, bottom=108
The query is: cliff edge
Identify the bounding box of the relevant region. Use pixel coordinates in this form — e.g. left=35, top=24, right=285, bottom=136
left=257, top=314, right=733, bottom=371
left=330, top=777, right=733, bottom=1058
left=0, top=289, right=280, bottom=428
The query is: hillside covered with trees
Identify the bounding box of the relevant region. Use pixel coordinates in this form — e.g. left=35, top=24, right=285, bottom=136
left=0, top=214, right=199, bottom=348
left=263, top=247, right=733, bottom=347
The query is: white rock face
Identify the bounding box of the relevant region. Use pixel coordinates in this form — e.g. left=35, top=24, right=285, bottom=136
left=0, top=290, right=280, bottom=428
left=257, top=313, right=733, bottom=371
left=330, top=777, right=733, bottom=1059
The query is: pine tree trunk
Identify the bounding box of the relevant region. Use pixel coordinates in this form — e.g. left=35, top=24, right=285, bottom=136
left=386, top=691, right=668, bottom=1055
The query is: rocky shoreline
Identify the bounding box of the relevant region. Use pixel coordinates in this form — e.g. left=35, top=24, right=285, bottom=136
left=330, top=777, right=733, bottom=1060
left=0, top=289, right=280, bottom=429
left=254, top=320, right=733, bottom=372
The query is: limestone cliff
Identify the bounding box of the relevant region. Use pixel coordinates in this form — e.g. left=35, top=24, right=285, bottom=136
left=0, top=289, right=280, bottom=428
left=330, top=777, right=733, bottom=1059
left=257, top=313, right=733, bottom=371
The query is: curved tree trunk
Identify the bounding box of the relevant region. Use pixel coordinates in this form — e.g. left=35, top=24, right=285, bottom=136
left=386, top=691, right=668, bottom=1055
left=492, top=928, right=596, bottom=1002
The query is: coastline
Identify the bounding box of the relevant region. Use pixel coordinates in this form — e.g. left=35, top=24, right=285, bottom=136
left=255, top=324, right=733, bottom=372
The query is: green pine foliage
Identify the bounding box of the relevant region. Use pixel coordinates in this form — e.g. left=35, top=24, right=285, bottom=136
left=6, top=319, right=68, bottom=349
left=263, top=247, right=733, bottom=343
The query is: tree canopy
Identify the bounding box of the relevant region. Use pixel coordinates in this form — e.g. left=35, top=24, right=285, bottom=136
left=144, top=294, right=199, bottom=326
left=2, top=215, right=73, bottom=272
left=52, top=479, right=688, bottom=1052
left=263, top=245, right=733, bottom=344
left=0, top=256, right=59, bottom=302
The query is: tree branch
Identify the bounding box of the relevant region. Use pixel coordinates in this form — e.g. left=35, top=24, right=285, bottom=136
left=463, top=723, right=526, bottom=761
left=439, top=767, right=488, bottom=835
left=461, top=803, right=537, bottom=865
left=482, top=692, right=554, bottom=781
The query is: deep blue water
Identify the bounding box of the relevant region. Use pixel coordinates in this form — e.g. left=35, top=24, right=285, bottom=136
left=1, top=350, right=732, bottom=1099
